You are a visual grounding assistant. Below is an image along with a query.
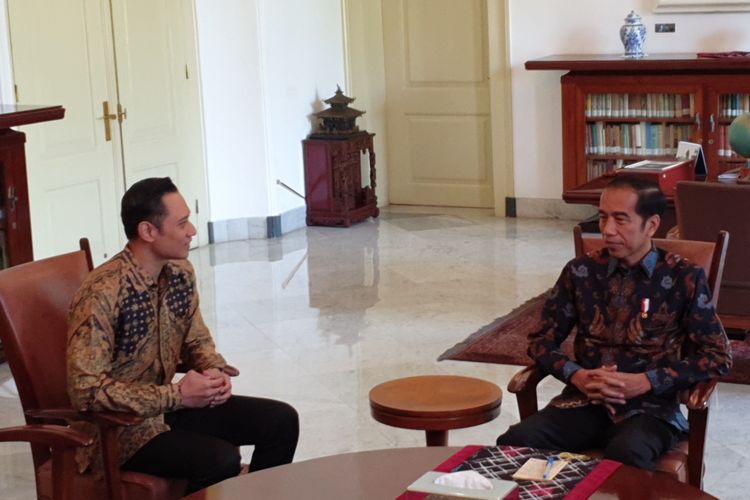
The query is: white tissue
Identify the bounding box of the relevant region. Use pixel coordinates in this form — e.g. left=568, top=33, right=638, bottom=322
left=433, top=470, right=493, bottom=490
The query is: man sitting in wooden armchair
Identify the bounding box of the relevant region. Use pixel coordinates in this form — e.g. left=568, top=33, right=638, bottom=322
left=496, top=175, right=731, bottom=471
left=67, top=177, right=299, bottom=494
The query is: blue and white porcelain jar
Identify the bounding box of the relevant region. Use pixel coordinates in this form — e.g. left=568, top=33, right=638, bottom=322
left=620, top=10, right=646, bottom=59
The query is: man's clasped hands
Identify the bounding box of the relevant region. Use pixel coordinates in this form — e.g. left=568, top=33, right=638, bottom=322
left=177, top=368, right=233, bottom=408
left=571, top=365, right=652, bottom=415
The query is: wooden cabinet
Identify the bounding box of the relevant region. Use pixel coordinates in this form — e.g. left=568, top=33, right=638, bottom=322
left=526, top=53, right=750, bottom=202
left=0, top=105, right=65, bottom=268
left=303, top=132, right=379, bottom=227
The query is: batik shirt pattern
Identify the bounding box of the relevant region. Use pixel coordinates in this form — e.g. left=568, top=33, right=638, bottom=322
left=529, top=246, right=732, bottom=431
left=67, top=246, right=227, bottom=472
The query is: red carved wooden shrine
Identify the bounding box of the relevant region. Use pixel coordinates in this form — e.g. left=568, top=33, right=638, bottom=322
left=303, top=132, right=379, bottom=227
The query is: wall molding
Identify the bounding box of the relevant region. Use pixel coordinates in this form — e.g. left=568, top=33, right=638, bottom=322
left=654, top=0, right=750, bottom=12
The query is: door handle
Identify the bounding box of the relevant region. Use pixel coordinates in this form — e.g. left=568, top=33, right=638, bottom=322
left=98, top=101, right=117, bottom=141
left=117, top=102, right=127, bottom=123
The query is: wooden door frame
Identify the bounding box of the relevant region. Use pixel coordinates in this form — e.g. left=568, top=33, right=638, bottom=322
left=341, top=0, right=514, bottom=215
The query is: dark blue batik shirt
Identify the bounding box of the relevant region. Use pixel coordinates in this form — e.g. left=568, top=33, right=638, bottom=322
left=529, top=245, right=732, bottom=432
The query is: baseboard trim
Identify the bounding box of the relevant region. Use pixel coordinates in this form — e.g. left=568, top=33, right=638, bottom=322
left=514, top=198, right=597, bottom=221
left=208, top=206, right=307, bottom=243
left=505, top=197, right=517, bottom=217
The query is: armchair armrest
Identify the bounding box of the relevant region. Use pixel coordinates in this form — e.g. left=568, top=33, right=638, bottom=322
left=25, top=408, right=144, bottom=427
left=0, top=424, right=94, bottom=500
left=507, top=365, right=548, bottom=419
left=686, top=379, right=717, bottom=411
left=0, top=424, right=93, bottom=448
left=683, top=379, right=717, bottom=489
left=25, top=408, right=144, bottom=500
left=508, top=365, right=547, bottom=393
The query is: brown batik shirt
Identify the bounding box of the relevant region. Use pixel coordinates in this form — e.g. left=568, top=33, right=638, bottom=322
left=67, top=246, right=227, bottom=473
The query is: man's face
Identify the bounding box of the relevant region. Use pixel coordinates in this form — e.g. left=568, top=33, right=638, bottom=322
left=151, top=192, right=196, bottom=260
left=598, top=187, right=659, bottom=266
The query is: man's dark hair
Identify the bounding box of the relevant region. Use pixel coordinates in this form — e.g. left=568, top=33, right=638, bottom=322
left=605, top=175, right=666, bottom=223
left=121, top=177, right=178, bottom=240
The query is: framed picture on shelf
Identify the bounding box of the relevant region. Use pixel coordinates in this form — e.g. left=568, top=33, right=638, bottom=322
left=676, top=140, right=708, bottom=176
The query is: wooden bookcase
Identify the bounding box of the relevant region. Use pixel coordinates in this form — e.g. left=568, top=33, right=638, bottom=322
left=526, top=53, right=750, bottom=202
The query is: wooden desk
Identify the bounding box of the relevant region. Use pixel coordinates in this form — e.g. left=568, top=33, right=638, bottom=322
left=183, top=447, right=717, bottom=500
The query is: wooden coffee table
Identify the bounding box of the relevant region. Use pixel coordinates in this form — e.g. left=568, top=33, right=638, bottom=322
left=182, top=447, right=717, bottom=499
left=369, top=375, right=502, bottom=446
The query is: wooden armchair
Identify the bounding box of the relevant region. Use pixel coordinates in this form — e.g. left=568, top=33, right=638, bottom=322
left=0, top=239, right=187, bottom=500
left=507, top=227, right=729, bottom=490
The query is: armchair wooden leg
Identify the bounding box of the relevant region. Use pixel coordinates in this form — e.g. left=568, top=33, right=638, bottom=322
left=516, top=392, right=539, bottom=420
left=99, top=427, right=124, bottom=500
left=688, top=408, right=708, bottom=490
left=50, top=448, right=76, bottom=500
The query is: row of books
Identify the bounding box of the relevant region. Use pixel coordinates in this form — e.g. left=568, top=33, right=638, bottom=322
left=585, top=93, right=695, bottom=118
left=718, top=94, right=750, bottom=118
left=717, top=124, right=743, bottom=158
left=587, top=159, right=623, bottom=180
left=585, top=122, right=694, bottom=155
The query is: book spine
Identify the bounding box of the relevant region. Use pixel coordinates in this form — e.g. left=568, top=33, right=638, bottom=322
left=635, top=122, right=643, bottom=153
left=624, top=93, right=629, bottom=118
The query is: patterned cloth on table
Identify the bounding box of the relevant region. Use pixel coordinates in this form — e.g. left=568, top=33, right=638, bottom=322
left=453, top=446, right=603, bottom=500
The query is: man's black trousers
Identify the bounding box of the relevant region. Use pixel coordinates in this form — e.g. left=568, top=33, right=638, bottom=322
left=496, top=404, right=683, bottom=469
left=123, top=395, right=299, bottom=493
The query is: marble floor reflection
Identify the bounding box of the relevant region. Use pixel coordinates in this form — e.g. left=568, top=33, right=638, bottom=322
left=0, top=206, right=748, bottom=498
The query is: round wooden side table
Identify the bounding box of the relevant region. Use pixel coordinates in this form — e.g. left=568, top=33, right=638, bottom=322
left=368, top=375, right=502, bottom=446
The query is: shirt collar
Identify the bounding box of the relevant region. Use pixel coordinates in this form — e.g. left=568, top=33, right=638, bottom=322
left=606, top=243, right=658, bottom=278
left=123, top=244, right=160, bottom=288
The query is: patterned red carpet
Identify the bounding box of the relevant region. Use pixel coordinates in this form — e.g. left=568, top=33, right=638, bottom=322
left=439, top=291, right=750, bottom=385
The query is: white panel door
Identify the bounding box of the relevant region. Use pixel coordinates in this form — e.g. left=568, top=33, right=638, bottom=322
left=383, top=0, right=493, bottom=207
left=7, top=0, right=123, bottom=262
left=110, top=0, right=208, bottom=247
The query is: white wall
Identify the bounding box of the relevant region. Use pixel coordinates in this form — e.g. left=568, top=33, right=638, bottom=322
left=195, top=0, right=270, bottom=220
left=195, top=0, right=347, bottom=223
left=508, top=0, right=750, bottom=200
left=258, top=0, right=346, bottom=215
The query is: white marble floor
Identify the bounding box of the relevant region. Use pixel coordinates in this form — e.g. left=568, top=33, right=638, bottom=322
left=0, top=206, right=748, bottom=498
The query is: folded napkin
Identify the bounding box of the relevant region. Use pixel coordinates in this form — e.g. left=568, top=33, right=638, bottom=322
left=433, top=470, right=493, bottom=490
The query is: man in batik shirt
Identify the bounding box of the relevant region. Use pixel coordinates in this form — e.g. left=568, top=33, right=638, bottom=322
left=496, top=175, right=731, bottom=469
left=67, top=177, right=298, bottom=493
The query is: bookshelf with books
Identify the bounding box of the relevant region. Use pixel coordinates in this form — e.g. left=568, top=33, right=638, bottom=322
left=525, top=53, right=750, bottom=201
left=709, top=88, right=750, bottom=171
